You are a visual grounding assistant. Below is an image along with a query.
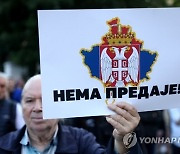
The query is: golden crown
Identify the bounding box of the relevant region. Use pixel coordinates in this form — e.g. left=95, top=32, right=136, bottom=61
left=105, top=32, right=135, bottom=45
left=102, top=17, right=136, bottom=46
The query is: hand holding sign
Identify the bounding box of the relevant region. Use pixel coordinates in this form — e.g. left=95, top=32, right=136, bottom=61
left=106, top=102, right=140, bottom=153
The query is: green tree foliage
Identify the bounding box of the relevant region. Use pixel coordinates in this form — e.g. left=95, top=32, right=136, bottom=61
left=0, top=0, right=179, bottom=76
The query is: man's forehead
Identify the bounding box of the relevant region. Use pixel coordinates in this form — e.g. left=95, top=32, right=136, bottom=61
left=22, top=84, right=41, bottom=100
left=22, top=75, right=41, bottom=96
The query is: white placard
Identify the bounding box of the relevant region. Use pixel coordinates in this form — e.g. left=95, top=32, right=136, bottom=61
left=38, top=8, right=180, bottom=119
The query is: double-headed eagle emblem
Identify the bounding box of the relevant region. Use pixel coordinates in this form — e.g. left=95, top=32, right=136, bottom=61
left=101, top=45, right=139, bottom=87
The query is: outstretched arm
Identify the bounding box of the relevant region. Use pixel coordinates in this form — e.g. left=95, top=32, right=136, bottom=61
left=106, top=102, right=140, bottom=154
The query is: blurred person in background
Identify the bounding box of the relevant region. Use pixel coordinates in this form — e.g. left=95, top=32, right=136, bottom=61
left=137, top=110, right=166, bottom=154
left=7, top=77, right=24, bottom=103
left=168, top=108, right=180, bottom=154
left=0, top=72, right=24, bottom=137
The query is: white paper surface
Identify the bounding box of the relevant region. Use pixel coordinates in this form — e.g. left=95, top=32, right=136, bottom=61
left=38, top=8, right=180, bottom=119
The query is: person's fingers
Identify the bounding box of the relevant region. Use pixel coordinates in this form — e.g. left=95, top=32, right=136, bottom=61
left=106, top=116, right=126, bottom=134
left=106, top=116, right=134, bottom=136
left=117, top=103, right=140, bottom=129
left=107, top=103, right=133, bottom=121
left=115, top=102, right=139, bottom=118
left=108, top=114, right=130, bottom=127
left=107, top=102, right=140, bottom=135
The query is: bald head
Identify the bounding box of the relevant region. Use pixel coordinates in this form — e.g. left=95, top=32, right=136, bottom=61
left=22, top=74, right=41, bottom=99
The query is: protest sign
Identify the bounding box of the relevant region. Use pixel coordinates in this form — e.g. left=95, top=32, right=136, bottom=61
left=38, top=8, right=180, bottom=119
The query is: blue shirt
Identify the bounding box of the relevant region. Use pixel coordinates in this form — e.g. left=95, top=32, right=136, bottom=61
left=20, top=128, right=58, bottom=154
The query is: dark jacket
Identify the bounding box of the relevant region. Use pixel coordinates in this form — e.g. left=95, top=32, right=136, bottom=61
left=0, top=124, right=143, bottom=154
left=0, top=99, right=16, bottom=137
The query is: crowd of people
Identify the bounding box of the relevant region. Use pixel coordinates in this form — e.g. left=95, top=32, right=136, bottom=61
left=0, top=72, right=180, bottom=154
